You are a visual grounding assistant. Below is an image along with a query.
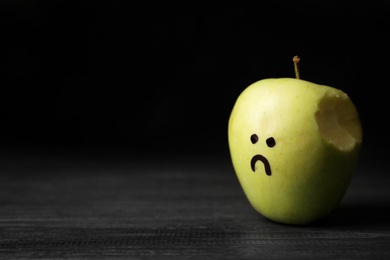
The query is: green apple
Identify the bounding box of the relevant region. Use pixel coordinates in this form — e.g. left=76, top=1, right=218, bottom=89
left=228, top=77, right=362, bottom=225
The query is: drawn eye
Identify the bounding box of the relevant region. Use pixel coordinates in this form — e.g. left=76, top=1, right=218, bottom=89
left=266, top=137, right=276, bottom=148
left=250, top=134, right=258, bottom=144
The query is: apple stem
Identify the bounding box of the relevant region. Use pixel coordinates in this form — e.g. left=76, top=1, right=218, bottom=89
left=293, top=55, right=300, bottom=79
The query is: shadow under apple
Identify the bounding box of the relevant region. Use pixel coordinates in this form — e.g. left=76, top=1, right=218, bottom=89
left=308, top=200, right=390, bottom=229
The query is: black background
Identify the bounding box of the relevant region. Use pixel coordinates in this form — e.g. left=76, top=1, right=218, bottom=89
left=1, top=1, right=389, bottom=163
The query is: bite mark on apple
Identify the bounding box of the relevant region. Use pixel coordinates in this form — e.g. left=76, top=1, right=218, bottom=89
left=250, top=134, right=275, bottom=176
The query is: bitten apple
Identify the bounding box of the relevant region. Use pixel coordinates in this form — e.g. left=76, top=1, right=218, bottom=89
left=228, top=59, right=362, bottom=225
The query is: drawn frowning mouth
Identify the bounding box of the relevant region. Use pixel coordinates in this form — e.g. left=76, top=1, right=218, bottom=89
left=251, top=154, right=272, bottom=176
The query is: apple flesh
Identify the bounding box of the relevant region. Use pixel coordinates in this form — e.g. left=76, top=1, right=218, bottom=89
left=228, top=78, right=362, bottom=225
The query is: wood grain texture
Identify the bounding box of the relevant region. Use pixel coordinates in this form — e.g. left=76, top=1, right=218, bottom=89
left=0, top=149, right=389, bottom=259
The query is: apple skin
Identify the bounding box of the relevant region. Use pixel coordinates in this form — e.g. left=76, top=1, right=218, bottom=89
left=228, top=78, right=362, bottom=225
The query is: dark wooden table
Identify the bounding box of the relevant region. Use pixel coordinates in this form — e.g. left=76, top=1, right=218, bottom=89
left=0, top=147, right=389, bottom=259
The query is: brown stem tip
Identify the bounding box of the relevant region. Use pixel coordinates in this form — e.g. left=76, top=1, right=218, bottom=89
left=293, top=55, right=300, bottom=79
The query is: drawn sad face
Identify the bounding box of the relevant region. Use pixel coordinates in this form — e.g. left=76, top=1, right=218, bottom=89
left=250, top=133, right=276, bottom=176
